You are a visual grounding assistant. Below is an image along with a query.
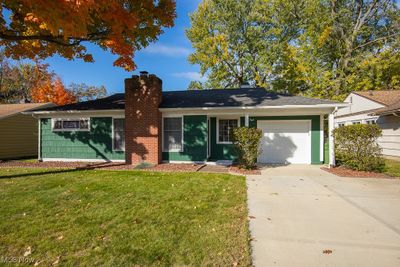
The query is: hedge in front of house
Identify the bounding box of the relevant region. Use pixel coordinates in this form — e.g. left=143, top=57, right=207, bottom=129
left=232, top=127, right=263, bottom=169
left=333, top=124, right=384, bottom=172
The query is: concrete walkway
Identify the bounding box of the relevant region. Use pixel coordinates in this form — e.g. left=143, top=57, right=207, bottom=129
left=247, top=165, right=400, bottom=267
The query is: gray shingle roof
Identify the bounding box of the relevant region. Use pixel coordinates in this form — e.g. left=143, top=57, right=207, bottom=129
left=160, top=88, right=339, bottom=108
left=32, top=88, right=340, bottom=112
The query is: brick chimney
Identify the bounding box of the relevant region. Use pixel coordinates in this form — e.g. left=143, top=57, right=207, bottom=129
left=125, top=72, right=162, bottom=165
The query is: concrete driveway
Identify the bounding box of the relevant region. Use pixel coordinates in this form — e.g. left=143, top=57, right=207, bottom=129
left=247, top=165, right=400, bottom=267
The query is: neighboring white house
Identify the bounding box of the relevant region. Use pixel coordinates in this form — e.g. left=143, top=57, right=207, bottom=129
left=335, top=91, right=400, bottom=158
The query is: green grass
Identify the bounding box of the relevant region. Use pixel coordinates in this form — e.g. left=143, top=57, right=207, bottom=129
left=0, top=168, right=251, bottom=266
left=384, top=159, right=400, bottom=178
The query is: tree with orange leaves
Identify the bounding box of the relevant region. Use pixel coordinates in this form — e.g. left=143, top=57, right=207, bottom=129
left=0, top=0, right=176, bottom=71
left=31, top=77, right=76, bottom=105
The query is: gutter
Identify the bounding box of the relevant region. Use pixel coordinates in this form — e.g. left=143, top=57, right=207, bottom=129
left=159, top=103, right=349, bottom=112
left=23, top=109, right=124, bottom=115
left=24, top=103, right=349, bottom=115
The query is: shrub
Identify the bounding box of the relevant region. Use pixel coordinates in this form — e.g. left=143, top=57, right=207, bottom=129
left=232, top=127, right=263, bottom=169
left=333, top=124, right=384, bottom=172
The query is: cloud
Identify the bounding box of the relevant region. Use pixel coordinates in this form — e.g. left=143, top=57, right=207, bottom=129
left=143, top=44, right=192, bottom=57
left=172, top=72, right=207, bottom=82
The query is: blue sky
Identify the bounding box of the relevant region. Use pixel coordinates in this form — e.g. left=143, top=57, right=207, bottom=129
left=44, top=0, right=203, bottom=94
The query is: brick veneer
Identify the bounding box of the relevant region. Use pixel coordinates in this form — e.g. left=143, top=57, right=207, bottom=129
left=125, top=74, right=162, bottom=165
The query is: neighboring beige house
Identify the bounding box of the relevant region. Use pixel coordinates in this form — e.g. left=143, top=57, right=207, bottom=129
left=0, top=103, right=54, bottom=160
left=335, top=91, right=400, bottom=159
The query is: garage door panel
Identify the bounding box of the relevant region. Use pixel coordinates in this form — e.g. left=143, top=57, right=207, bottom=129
left=257, top=120, right=311, bottom=164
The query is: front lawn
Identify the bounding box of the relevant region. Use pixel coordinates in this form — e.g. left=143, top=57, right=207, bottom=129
left=384, top=159, right=400, bottom=178
left=0, top=168, right=251, bottom=266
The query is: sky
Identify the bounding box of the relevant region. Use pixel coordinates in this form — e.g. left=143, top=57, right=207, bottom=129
left=43, top=0, right=203, bottom=94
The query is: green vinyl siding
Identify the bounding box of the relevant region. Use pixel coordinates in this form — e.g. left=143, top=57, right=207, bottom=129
left=249, top=115, right=321, bottom=164
left=162, top=115, right=208, bottom=162
left=209, top=117, right=238, bottom=161
left=40, top=117, right=125, bottom=161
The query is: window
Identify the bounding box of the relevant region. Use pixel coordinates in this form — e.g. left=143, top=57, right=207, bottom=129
left=163, top=117, right=183, bottom=152
left=52, top=118, right=89, bottom=131
left=218, top=119, right=238, bottom=143
left=338, top=123, right=345, bottom=127
left=352, top=121, right=361, bottom=125
left=366, top=119, right=377, bottom=125
left=113, top=118, right=125, bottom=151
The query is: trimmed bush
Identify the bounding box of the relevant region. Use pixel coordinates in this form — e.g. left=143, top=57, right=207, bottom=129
left=333, top=124, right=384, bottom=172
left=232, top=127, right=263, bottom=169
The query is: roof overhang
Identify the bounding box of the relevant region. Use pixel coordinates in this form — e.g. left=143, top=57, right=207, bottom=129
left=26, top=103, right=348, bottom=118
left=25, top=109, right=124, bottom=118
left=370, top=109, right=400, bottom=116
left=159, top=103, right=348, bottom=112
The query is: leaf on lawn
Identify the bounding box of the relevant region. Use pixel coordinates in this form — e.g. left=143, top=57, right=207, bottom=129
left=23, top=246, right=32, bottom=256
left=57, top=235, right=64, bottom=240
left=52, top=256, right=60, bottom=265
left=323, top=249, right=333, bottom=254
left=232, top=261, right=238, bottom=266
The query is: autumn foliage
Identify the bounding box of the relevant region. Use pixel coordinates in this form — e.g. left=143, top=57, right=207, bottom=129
left=31, top=77, right=76, bottom=105
left=0, top=0, right=176, bottom=70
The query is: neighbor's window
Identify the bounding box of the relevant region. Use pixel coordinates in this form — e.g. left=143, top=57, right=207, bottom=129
left=352, top=121, right=361, bottom=125
left=163, top=117, right=183, bottom=152
left=338, top=123, right=345, bottom=127
left=366, top=119, right=377, bottom=125
left=52, top=118, right=89, bottom=131
left=218, top=119, right=238, bottom=143
left=113, top=118, right=125, bottom=151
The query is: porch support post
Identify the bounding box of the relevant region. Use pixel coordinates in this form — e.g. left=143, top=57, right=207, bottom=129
left=328, top=111, right=335, bottom=167
left=245, top=114, right=249, bottom=127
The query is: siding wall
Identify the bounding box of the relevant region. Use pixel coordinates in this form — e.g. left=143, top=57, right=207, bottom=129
left=0, top=114, right=38, bottom=159
left=377, top=115, right=400, bottom=157
left=162, top=115, right=208, bottom=161
left=40, top=117, right=124, bottom=161
left=336, top=93, right=384, bottom=116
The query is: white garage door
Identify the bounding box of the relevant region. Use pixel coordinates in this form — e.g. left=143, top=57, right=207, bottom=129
left=257, top=120, right=311, bottom=164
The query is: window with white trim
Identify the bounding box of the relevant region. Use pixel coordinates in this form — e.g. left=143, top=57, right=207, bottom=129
left=218, top=119, right=238, bottom=143
left=338, top=123, right=345, bottom=127
left=366, top=119, right=377, bottom=125
left=52, top=118, right=90, bottom=131
left=113, top=118, right=125, bottom=151
left=163, top=117, right=183, bottom=152
left=352, top=121, right=361, bottom=125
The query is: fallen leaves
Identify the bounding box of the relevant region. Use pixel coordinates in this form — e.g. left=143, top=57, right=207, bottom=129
left=323, top=249, right=333, bottom=254
left=23, top=246, right=32, bottom=256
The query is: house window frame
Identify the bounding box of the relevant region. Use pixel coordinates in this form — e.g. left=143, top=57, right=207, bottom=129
left=162, top=116, right=184, bottom=152
left=338, top=122, right=345, bottom=127
left=352, top=120, right=361, bottom=125
left=365, top=119, right=377, bottom=125
left=216, top=117, right=239, bottom=144
left=112, top=117, right=125, bottom=152
left=51, top=118, right=90, bottom=132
